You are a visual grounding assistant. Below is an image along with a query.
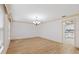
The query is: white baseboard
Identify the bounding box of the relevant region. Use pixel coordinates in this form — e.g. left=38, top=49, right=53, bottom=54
left=38, top=35, right=62, bottom=43
left=11, top=35, right=62, bottom=43
left=11, top=36, right=37, bottom=40
left=2, top=39, right=10, bottom=54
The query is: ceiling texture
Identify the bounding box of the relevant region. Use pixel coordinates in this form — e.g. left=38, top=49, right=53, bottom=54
left=10, top=4, right=79, bottom=23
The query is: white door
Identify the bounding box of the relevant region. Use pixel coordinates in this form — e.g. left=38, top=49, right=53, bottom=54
left=63, top=19, right=75, bottom=46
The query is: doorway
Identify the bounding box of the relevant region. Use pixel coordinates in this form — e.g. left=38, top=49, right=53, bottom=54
left=63, top=19, right=75, bottom=46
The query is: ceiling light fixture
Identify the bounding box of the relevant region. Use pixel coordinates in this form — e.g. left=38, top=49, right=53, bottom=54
left=33, top=16, right=40, bottom=25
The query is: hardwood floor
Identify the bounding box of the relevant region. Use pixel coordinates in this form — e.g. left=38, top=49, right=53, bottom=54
left=7, top=37, right=79, bottom=54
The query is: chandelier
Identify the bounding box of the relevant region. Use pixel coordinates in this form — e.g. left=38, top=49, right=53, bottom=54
left=33, top=16, right=40, bottom=25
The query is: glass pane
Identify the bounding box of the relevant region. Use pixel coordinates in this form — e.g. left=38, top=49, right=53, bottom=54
left=63, top=20, right=75, bottom=45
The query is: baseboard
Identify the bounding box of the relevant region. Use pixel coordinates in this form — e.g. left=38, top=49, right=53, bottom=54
left=11, top=36, right=39, bottom=40
left=2, top=39, right=10, bottom=54
left=11, top=36, right=62, bottom=44
left=38, top=36, right=62, bottom=43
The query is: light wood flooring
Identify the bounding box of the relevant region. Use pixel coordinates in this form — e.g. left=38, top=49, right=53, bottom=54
left=7, top=37, right=79, bottom=54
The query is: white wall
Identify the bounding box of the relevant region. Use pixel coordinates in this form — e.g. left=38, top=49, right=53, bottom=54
left=38, top=20, right=62, bottom=43
left=0, top=29, right=3, bottom=45
left=11, top=22, right=37, bottom=39
left=0, top=29, right=3, bottom=53
left=75, top=16, right=79, bottom=48
left=3, top=14, right=10, bottom=53
left=11, top=19, right=62, bottom=43
left=0, top=5, right=4, bottom=53
left=0, top=5, right=3, bottom=45
left=0, top=17, right=3, bottom=45
left=11, top=16, right=79, bottom=48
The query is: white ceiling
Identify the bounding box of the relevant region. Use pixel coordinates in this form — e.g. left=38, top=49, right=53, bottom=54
left=11, top=4, right=79, bottom=23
